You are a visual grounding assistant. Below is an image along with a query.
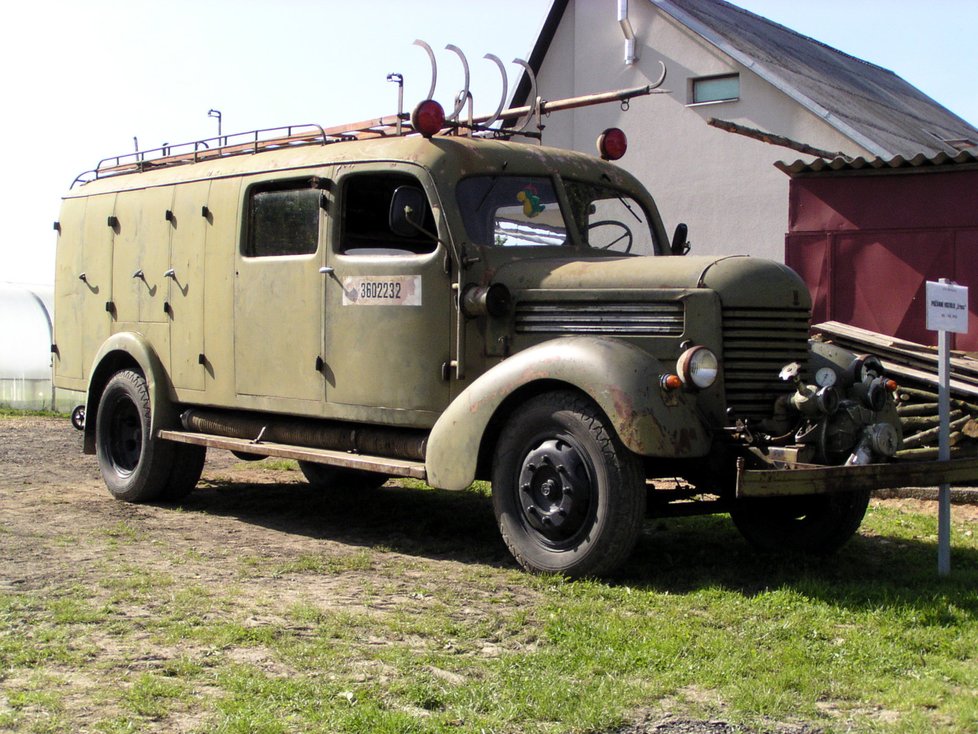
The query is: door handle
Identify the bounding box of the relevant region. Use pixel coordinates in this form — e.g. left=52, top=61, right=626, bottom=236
left=319, top=266, right=335, bottom=275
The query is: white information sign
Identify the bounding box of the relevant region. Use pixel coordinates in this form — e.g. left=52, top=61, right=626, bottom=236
left=926, top=281, right=969, bottom=334
left=341, top=275, right=422, bottom=306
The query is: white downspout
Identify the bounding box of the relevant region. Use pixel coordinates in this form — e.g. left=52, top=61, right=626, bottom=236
left=618, top=0, right=639, bottom=65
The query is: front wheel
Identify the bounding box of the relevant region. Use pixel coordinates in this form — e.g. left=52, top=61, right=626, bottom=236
left=95, top=369, right=175, bottom=502
left=730, top=489, right=870, bottom=555
left=160, top=443, right=206, bottom=501
left=491, top=391, right=646, bottom=578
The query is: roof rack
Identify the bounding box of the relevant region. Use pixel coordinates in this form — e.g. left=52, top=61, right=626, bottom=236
left=72, top=76, right=667, bottom=188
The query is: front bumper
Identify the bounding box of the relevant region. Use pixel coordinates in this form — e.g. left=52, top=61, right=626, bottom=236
left=736, top=456, right=978, bottom=498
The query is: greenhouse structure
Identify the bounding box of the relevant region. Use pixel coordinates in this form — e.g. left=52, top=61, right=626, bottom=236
left=0, top=283, right=80, bottom=411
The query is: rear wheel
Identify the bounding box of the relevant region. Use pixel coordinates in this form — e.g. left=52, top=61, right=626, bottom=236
left=298, top=461, right=389, bottom=492
left=730, top=489, right=870, bottom=554
left=96, top=369, right=174, bottom=502
left=491, top=391, right=646, bottom=578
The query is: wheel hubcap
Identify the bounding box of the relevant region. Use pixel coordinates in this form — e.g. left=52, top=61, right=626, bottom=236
left=108, top=398, right=142, bottom=474
left=518, top=438, right=592, bottom=542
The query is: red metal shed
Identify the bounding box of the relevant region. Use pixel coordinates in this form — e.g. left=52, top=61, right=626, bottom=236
left=779, top=152, right=978, bottom=352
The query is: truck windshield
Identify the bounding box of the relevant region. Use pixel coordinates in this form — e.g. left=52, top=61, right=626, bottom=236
left=456, top=176, right=567, bottom=247
left=564, top=180, right=659, bottom=256
left=456, top=175, right=658, bottom=255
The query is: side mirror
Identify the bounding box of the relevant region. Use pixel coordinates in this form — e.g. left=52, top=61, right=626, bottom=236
left=389, top=186, right=428, bottom=237
left=670, top=223, right=690, bottom=256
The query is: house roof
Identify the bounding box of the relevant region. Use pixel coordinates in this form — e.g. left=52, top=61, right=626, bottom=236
left=776, top=149, right=978, bottom=177
left=514, top=0, right=978, bottom=159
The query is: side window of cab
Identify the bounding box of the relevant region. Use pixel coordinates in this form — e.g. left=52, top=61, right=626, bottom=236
left=340, top=173, right=437, bottom=256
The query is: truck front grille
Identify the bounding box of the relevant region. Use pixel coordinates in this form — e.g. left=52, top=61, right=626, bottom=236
left=515, top=301, right=685, bottom=336
left=722, top=307, right=811, bottom=421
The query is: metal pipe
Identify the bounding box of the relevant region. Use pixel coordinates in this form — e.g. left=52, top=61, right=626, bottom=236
left=208, top=108, right=222, bottom=137
left=498, top=82, right=664, bottom=122
left=387, top=73, right=404, bottom=136
left=618, top=0, right=638, bottom=65
left=181, top=409, right=429, bottom=462
left=938, top=300, right=952, bottom=575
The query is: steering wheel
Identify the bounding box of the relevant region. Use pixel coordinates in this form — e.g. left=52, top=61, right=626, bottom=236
left=587, top=220, right=633, bottom=253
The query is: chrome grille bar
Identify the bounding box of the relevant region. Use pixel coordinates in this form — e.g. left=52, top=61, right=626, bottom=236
left=722, top=307, right=811, bottom=421
left=515, top=301, right=684, bottom=336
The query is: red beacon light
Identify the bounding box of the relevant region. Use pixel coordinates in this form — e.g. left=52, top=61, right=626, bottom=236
left=411, top=100, right=446, bottom=138
left=597, top=127, right=627, bottom=160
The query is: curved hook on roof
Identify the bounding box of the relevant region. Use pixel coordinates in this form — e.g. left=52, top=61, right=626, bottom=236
left=482, top=54, right=508, bottom=129
left=413, top=39, right=437, bottom=102
left=445, top=44, right=471, bottom=122
left=649, top=59, right=667, bottom=90
left=512, top=58, right=538, bottom=133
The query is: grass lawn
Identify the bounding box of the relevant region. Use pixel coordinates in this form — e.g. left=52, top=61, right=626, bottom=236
left=1, top=458, right=976, bottom=733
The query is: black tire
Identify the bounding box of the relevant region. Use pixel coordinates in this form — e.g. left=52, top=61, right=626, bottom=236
left=491, top=391, right=646, bottom=578
left=70, top=405, right=86, bottom=431
left=730, top=489, right=871, bottom=555
left=298, top=461, right=389, bottom=492
left=159, top=443, right=206, bottom=501
left=95, top=369, right=175, bottom=503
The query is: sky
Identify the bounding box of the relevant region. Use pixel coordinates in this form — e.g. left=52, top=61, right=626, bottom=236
left=3, top=0, right=976, bottom=287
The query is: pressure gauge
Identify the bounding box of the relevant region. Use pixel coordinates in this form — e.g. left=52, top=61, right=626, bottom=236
left=815, top=366, right=837, bottom=388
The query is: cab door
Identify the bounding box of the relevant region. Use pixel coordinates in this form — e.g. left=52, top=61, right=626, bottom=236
left=233, top=175, right=328, bottom=403
left=323, top=167, right=451, bottom=417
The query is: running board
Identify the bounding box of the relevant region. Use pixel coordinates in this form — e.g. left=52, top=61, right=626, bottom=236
left=158, top=430, right=427, bottom=480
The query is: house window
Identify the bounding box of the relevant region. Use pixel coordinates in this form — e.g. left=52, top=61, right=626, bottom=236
left=690, top=74, right=740, bottom=104
left=244, top=181, right=321, bottom=257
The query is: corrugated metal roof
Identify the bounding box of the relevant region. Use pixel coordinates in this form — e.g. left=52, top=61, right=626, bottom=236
left=776, top=149, right=978, bottom=176
left=652, top=0, right=978, bottom=159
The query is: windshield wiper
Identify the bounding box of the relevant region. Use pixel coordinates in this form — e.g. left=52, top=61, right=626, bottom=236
left=617, top=194, right=643, bottom=223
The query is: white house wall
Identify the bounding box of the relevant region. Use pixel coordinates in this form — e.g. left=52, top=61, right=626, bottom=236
left=532, top=0, right=873, bottom=262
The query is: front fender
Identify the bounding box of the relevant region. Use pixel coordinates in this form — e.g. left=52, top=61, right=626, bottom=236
left=83, top=332, right=177, bottom=453
left=425, top=336, right=711, bottom=489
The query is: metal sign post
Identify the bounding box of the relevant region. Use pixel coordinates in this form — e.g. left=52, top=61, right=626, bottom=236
left=925, top=279, right=970, bottom=576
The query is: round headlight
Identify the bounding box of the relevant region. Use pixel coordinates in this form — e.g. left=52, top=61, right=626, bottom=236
left=677, top=346, right=719, bottom=389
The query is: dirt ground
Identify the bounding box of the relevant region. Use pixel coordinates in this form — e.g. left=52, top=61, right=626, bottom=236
left=0, top=416, right=534, bottom=651
left=1, top=416, right=974, bottom=733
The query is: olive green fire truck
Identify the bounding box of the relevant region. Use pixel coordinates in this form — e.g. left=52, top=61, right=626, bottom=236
left=53, top=86, right=978, bottom=577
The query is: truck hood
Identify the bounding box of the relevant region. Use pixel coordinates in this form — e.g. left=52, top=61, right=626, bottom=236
left=491, top=254, right=812, bottom=310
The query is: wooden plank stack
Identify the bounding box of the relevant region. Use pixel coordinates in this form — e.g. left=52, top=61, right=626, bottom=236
left=812, top=322, right=978, bottom=460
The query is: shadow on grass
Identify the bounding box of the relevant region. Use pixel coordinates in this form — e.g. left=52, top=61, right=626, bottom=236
left=622, top=510, right=978, bottom=616
left=178, top=475, right=978, bottom=613
left=179, top=476, right=511, bottom=568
